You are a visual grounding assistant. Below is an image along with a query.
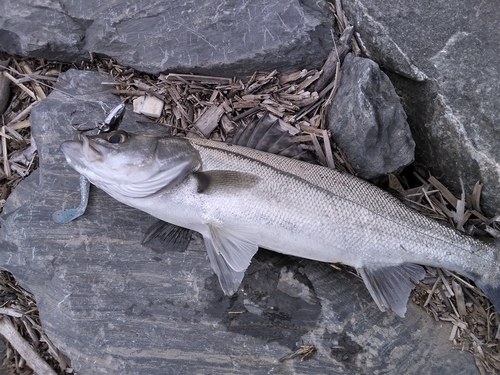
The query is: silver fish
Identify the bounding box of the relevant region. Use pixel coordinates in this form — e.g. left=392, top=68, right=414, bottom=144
left=60, top=129, right=500, bottom=317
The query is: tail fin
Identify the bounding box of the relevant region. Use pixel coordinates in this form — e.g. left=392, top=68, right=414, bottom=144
left=470, top=277, right=500, bottom=313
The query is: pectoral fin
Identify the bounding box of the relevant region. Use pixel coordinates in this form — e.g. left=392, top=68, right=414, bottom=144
left=193, top=170, right=260, bottom=194
left=203, top=223, right=259, bottom=295
left=357, top=263, right=425, bottom=317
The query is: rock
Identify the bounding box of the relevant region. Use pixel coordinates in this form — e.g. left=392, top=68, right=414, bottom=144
left=0, top=0, right=334, bottom=77
left=0, top=60, right=10, bottom=115
left=327, top=53, right=415, bottom=179
left=341, top=0, right=500, bottom=215
left=0, top=69, right=479, bottom=374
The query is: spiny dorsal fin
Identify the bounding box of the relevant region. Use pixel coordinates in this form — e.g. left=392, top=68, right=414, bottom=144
left=357, top=263, right=425, bottom=317
left=227, top=112, right=315, bottom=163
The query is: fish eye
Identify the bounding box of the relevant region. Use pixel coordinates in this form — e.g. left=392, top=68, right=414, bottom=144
left=106, top=130, right=129, bottom=144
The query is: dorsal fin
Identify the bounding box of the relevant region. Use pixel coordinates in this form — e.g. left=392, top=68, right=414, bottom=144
left=227, top=112, right=315, bottom=163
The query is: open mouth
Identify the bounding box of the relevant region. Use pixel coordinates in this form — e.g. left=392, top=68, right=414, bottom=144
left=79, top=134, right=105, bottom=162
left=60, top=135, right=108, bottom=164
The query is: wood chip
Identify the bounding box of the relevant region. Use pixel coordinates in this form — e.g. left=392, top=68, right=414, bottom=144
left=7, top=119, right=30, bottom=131
left=471, top=181, right=483, bottom=214
left=0, top=316, right=58, bottom=375
left=279, top=69, right=309, bottom=85
left=299, top=124, right=324, bottom=135
left=279, top=345, right=317, bottom=362
left=323, top=129, right=335, bottom=169
left=1, top=126, right=11, bottom=178
left=6, top=101, right=36, bottom=126
left=452, top=279, right=467, bottom=317
left=311, top=25, right=352, bottom=93
left=19, top=62, right=46, bottom=100
left=232, top=100, right=261, bottom=109
left=428, top=175, right=458, bottom=208
left=3, top=71, right=38, bottom=101
left=194, top=104, right=224, bottom=137
left=388, top=174, right=407, bottom=196
left=311, top=133, right=327, bottom=166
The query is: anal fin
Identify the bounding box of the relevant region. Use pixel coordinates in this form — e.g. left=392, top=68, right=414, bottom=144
left=357, top=263, right=425, bottom=317
left=203, top=223, right=259, bottom=295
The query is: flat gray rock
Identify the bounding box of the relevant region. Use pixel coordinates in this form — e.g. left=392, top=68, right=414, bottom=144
left=0, top=70, right=478, bottom=374
left=327, top=53, right=414, bottom=179
left=0, top=0, right=334, bottom=77
left=342, top=0, right=500, bottom=215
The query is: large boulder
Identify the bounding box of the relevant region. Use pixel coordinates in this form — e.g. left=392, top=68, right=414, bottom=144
left=0, top=69, right=479, bottom=375
left=341, top=0, right=500, bottom=215
left=0, top=0, right=334, bottom=77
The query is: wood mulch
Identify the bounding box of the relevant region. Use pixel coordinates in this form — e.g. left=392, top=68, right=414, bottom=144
left=0, top=2, right=499, bottom=374
left=398, top=174, right=500, bottom=375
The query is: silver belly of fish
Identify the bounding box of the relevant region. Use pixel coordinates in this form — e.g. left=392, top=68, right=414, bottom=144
left=60, top=131, right=500, bottom=317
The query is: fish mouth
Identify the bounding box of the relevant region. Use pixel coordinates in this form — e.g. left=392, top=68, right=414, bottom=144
left=60, top=134, right=109, bottom=165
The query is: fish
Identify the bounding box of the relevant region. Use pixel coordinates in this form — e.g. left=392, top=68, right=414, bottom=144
left=59, top=117, right=500, bottom=317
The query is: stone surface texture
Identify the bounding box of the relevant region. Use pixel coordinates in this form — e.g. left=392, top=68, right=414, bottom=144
left=341, top=0, right=500, bottom=215
left=327, top=53, right=415, bottom=180
left=0, top=70, right=479, bottom=374
left=0, top=0, right=334, bottom=77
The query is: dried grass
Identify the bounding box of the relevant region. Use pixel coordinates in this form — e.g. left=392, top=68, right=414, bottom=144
left=0, top=272, right=73, bottom=374
left=399, top=172, right=500, bottom=374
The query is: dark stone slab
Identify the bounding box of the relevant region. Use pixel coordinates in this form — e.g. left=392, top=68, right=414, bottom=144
left=0, top=70, right=478, bottom=374
left=0, top=0, right=334, bottom=77
left=327, top=53, right=414, bottom=179
left=341, top=0, right=500, bottom=215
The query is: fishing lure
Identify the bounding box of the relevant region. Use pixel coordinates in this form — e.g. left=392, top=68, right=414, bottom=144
left=52, top=103, right=125, bottom=224
left=71, top=102, right=126, bottom=134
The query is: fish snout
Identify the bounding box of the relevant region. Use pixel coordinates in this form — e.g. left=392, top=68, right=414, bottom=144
left=60, top=134, right=106, bottom=163
left=60, top=139, right=82, bottom=160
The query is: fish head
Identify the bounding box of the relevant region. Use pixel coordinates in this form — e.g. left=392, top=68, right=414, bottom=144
left=60, top=130, right=201, bottom=198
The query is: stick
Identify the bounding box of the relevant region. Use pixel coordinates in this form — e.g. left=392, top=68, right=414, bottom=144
left=19, top=62, right=46, bottom=100
left=0, top=316, right=58, bottom=375
left=322, top=129, right=335, bottom=169
left=3, top=71, right=38, bottom=101
left=1, top=126, right=11, bottom=177
left=311, top=26, right=352, bottom=93
left=6, top=101, right=36, bottom=127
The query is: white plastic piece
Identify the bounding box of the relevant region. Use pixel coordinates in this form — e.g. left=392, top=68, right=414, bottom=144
left=132, top=95, right=164, bottom=118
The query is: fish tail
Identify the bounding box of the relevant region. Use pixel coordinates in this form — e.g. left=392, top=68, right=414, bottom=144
left=470, top=277, right=500, bottom=313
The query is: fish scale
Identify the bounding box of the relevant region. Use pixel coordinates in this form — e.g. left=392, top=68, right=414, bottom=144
left=191, top=138, right=496, bottom=268
left=60, top=130, right=500, bottom=317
